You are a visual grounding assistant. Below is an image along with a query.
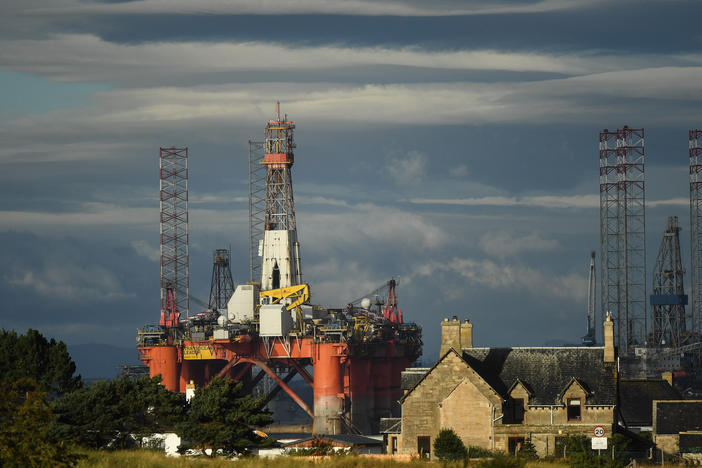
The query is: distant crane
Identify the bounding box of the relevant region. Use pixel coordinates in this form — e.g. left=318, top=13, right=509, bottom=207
left=582, top=251, right=596, bottom=346
left=651, top=216, right=689, bottom=349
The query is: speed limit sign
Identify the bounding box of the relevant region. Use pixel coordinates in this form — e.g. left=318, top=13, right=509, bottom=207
left=593, top=426, right=606, bottom=437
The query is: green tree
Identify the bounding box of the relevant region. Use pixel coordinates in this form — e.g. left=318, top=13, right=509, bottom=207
left=434, top=428, right=468, bottom=461
left=0, top=329, right=82, bottom=395
left=517, top=440, right=538, bottom=460
left=49, top=376, right=185, bottom=449
left=0, top=378, right=79, bottom=467
left=179, top=376, right=273, bottom=456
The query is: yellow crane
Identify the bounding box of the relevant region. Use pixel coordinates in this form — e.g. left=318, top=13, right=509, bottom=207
left=259, top=284, right=310, bottom=330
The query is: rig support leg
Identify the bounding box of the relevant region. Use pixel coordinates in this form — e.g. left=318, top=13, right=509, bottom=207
left=216, top=357, right=240, bottom=379
left=313, top=343, right=343, bottom=434
left=148, top=346, right=179, bottom=392
left=261, top=369, right=298, bottom=406
left=349, top=357, right=373, bottom=434
left=247, top=358, right=314, bottom=419
left=287, top=359, right=313, bottom=385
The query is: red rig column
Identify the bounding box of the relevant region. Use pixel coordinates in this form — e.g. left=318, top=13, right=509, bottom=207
left=149, top=346, right=179, bottom=392
left=349, top=357, right=373, bottom=434
left=312, top=343, right=343, bottom=434
left=372, top=356, right=391, bottom=423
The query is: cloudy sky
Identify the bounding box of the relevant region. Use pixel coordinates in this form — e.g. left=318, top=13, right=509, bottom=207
left=1, top=0, right=700, bottom=363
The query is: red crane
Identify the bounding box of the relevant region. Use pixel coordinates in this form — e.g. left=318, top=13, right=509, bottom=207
left=160, top=283, right=180, bottom=328
left=382, top=278, right=403, bottom=324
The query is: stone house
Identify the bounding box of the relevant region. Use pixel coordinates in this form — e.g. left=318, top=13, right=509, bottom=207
left=618, top=379, right=680, bottom=432
left=652, top=400, right=702, bottom=455
left=391, top=316, right=619, bottom=458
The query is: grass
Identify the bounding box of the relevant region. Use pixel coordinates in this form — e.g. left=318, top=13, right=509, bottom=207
left=74, top=450, right=577, bottom=468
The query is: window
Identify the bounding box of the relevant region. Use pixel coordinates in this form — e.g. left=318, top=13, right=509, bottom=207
left=508, top=436, right=525, bottom=456
left=567, top=398, right=581, bottom=421
left=417, top=436, right=431, bottom=458
left=390, top=436, right=398, bottom=454
left=512, top=398, right=525, bottom=423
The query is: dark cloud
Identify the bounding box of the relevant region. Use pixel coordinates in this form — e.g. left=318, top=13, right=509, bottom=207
left=1, top=0, right=700, bottom=358
left=51, top=4, right=702, bottom=54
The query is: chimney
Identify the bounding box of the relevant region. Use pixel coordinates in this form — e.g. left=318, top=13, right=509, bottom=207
left=461, top=319, right=473, bottom=349
left=440, top=316, right=461, bottom=357
left=604, top=314, right=615, bottom=363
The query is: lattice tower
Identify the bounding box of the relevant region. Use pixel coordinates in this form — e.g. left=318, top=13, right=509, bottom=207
left=248, top=140, right=266, bottom=282
left=264, top=106, right=297, bottom=231
left=690, top=129, right=702, bottom=335
left=209, top=248, right=235, bottom=310
left=258, top=103, right=303, bottom=290
left=599, top=127, right=646, bottom=354
left=160, top=147, right=189, bottom=319
left=651, top=216, right=689, bottom=349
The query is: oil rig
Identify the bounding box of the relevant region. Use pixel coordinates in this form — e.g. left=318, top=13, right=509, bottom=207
left=137, top=105, right=422, bottom=434
left=599, top=127, right=702, bottom=387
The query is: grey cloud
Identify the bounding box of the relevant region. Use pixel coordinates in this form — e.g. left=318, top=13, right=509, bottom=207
left=479, top=231, right=561, bottom=258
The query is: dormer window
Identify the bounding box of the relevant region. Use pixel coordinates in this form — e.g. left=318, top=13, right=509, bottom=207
left=507, top=379, right=532, bottom=424
left=567, top=398, right=581, bottom=421
left=513, top=398, right=525, bottom=423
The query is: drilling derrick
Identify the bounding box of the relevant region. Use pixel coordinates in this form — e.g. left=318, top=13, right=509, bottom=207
left=599, top=127, right=646, bottom=355
left=691, top=129, right=702, bottom=335
left=260, top=102, right=302, bottom=290
left=650, top=216, right=689, bottom=349
left=160, top=147, right=189, bottom=320
left=209, top=248, right=235, bottom=311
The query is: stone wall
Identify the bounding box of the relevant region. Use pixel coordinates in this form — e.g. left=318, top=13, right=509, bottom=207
left=440, top=379, right=493, bottom=448
left=400, top=350, right=502, bottom=457
left=655, top=434, right=679, bottom=455
left=524, top=405, right=614, bottom=426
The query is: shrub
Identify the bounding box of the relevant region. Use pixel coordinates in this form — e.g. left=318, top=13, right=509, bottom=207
left=467, top=445, right=496, bottom=458
left=434, top=428, right=467, bottom=461
left=517, top=440, right=538, bottom=460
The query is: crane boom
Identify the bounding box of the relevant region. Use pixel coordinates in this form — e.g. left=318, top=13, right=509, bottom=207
left=582, top=251, right=596, bottom=345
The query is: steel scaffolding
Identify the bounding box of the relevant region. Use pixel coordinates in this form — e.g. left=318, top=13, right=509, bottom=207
left=651, top=216, right=688, bottom=349
left=160, top=147, right=189, bottom=319
left=690, top=129, right=702, bottom=335
left=599, top=127, right=646, bottom=354
left=248, top=140, right=266, bottom=282
left=263, top=108, right=297, bottom=231
left=209, top=248, right=235, bottom=310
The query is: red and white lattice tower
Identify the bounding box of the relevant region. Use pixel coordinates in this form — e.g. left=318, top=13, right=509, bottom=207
left=599, top=127, right=646, bottom=354
left=260, top=103, right=302, bottom=290
left=690, top=129, right=702, bottom=334
left=160, top=147, right=189, bottom=321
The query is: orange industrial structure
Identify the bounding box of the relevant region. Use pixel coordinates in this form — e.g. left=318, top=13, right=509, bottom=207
left=139, top=106, right=422, bottom=434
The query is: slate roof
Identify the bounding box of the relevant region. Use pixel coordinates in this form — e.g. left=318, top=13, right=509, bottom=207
left=401, top=368, right=430, bottom=391
left=461, top=347, right=617, bottom=406
left=619, top=380, right=681, bottom=426
left=654, top=401, right=702, bottom=435
left=379, top=417, right=401, bottom=434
